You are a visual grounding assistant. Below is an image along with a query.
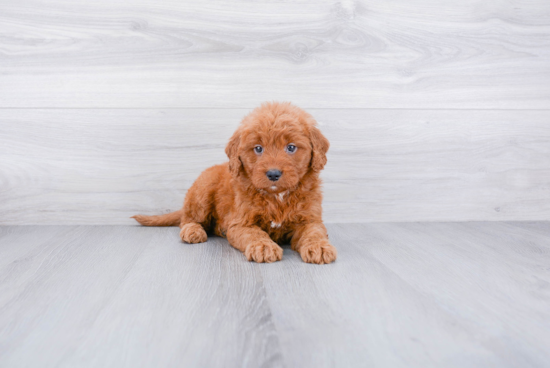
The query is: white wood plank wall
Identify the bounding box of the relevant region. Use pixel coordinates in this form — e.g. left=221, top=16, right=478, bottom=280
left=1, top=0, right=549, bottom=224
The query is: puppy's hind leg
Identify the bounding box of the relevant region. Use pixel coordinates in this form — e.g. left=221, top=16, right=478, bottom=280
left=180, top=223, right=208, bottom=244
left=178, top=166, right=219, bottom=244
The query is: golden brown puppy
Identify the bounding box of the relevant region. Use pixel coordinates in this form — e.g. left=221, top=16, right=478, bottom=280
left=133, top=102, right=336, bottom=264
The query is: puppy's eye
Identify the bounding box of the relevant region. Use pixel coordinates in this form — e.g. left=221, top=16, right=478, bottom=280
left=285, top=144, right=297, bottom=154
left=254, top=145, right=263, bottom=154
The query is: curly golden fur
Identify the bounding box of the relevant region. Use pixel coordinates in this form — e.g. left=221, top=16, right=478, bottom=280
left=133, top=102, right=337, bottom=264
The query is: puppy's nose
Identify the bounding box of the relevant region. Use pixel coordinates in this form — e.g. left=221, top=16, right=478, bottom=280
left=266, top=169, right=282, bottom=182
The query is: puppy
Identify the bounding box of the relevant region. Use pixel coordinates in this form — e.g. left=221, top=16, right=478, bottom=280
left=133, top=102, right=337, bottom=264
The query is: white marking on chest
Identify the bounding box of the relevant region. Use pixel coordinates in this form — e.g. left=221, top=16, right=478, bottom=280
left=277, top=191, right=287, bottom=202
left=271, top=221, right=282, bottom=228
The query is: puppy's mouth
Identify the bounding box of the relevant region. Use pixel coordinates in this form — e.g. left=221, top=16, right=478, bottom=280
left=251, top=173, right=297, bottom=193
left=268, top=184, right=289, bottom=193
left=259, top=184, right=285, bottom=193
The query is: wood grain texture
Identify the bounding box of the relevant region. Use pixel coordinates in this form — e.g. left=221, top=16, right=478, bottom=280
left=0, top=223, right=549, bottom=367
left=1, top=109, right=549, bottom=225
left=260, top=222, right=550, bottom=367
left=0, top=226, right=282, bottom=368
left=1, top=0, right=549, bottom=108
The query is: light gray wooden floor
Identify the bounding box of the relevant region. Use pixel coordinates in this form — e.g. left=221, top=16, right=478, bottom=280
left=1, top=223, right=549, bottom=367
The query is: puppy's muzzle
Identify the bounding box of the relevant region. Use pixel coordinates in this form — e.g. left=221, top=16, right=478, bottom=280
left=266, top=169, right=282, bottom=182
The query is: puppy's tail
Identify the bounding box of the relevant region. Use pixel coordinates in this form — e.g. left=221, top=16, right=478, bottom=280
left=132, top=210, right=183, bottom=226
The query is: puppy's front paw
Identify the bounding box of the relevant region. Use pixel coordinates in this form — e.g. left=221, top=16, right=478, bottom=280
left=180, top=223, right=207, bottom=243
left=299, top=240, right=337, bottom=264
left=245, top=240, right=283, bottom=263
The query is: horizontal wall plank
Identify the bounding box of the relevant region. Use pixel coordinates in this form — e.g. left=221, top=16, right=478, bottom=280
left=0, top=108, right=549, bottom=224
left=1, top=0, right=549, bottom=108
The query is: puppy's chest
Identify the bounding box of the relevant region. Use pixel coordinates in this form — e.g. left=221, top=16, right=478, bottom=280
left=256, top=192, right=303, bottom=235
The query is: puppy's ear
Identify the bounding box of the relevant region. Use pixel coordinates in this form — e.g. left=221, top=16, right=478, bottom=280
left=309, top=125, right=330, bottom=172
left=225, top=128, right=242, bottom=177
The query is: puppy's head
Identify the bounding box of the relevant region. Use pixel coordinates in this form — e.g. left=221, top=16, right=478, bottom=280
left=225, top=102, right=329, bottom=192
